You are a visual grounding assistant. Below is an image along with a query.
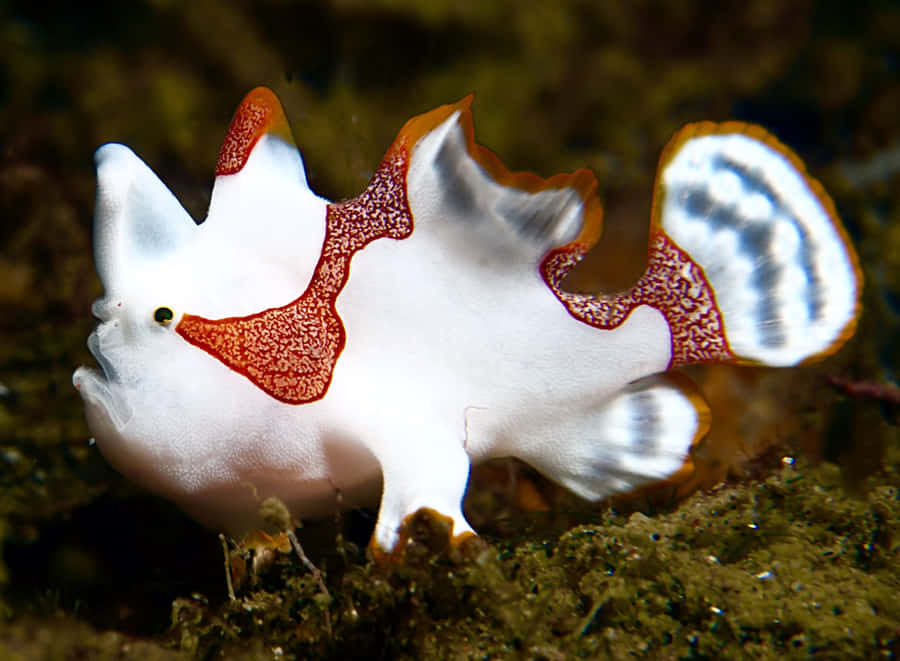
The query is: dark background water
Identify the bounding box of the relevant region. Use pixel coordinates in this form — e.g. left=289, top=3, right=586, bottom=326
left=0, top=1, right=897, bottom=658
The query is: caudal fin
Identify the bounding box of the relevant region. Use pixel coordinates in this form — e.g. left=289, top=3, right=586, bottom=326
left=651, top=122, right=862, bottom=367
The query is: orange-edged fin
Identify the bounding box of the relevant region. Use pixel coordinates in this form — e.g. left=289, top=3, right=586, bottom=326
left=607, top=371, right=712, bottom=505
left=612, top=371, right=712, bottom=506
left=393, top=94, right=604, bottom=269
left=645, top=121, right=861, bottom=368
left=523, top=373, right=711, bottom=504
left=204, top=87, right=323, bottom=248
left=216, top=87, right=296, bottom=176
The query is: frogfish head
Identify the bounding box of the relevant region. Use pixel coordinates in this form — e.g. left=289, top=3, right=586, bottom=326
left=73, top=106, right=328, bottom=492
left=73, top=143, right=201, bottom=437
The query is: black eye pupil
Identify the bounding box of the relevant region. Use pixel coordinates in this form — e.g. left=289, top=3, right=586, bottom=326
left=154, top=307, right=174, bottom=324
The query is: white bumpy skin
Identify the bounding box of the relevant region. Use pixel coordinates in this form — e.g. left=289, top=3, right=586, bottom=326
left=74, top=89, right=860, bottom=553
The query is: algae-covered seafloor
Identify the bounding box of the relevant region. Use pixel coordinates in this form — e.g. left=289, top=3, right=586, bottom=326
left=174, top=461, right=900, bottom=659
left=1, top=1, right=899, bottom=658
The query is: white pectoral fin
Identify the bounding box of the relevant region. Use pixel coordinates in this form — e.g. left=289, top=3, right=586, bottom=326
left=656, top=123, right=862, bottom=366
left=93, top=143, right=196, bottom=292
left=527, top=373, right=710, bottom=502
left=370, top=427, right=474, bottom=553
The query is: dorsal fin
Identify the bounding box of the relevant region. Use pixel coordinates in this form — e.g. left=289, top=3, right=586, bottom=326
left=205, top=88, right=323, bottom=236
left=215, top=86, right=297, bottom=177
left=177, top=136, right=414, bottom=404
left=399, top=95, right=604, bottom=269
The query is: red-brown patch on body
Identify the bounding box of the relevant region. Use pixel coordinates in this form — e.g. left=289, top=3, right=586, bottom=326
left=541, top=231, right=734, bottom=368
left=177, top=142, right=413, bottom=404
left=216, top=87, right=295, bottom=176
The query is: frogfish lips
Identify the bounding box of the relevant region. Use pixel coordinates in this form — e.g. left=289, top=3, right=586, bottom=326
left=73, top=326, right=134, bottom=430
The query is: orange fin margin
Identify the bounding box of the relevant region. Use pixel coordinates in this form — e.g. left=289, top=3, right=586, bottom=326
left=393, top=94, right=605, bottom=255
left=650, top=121, right=863, bottom=365
left=216, top=87, right=296, bottom=176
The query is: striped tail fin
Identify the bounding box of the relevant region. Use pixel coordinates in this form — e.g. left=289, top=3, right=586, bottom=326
left=542, top=122, right=862, bottom=370
left=650, top=122, right=862, bottom=368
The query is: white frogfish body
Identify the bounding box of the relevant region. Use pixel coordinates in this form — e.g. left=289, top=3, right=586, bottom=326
left=74, top=89, right=861, bottom=552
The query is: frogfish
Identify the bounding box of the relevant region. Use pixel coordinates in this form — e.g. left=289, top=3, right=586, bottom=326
left=73, top=88, right=861, bottom=553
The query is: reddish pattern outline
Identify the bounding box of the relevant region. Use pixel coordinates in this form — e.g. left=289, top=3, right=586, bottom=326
left=177, top=143, right=413, bottom=404
left=216, top=102, right=266, bottom=175
left=215, top=88, right=293, bottom=176
left=540, top=231, right=734, bottom=368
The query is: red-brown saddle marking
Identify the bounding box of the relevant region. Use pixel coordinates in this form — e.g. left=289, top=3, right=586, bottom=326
left=540, top=231, right=735, bottom=368
left=177, top=143, right=413, bottom=404
left=215, top=87, right=296, bottom=176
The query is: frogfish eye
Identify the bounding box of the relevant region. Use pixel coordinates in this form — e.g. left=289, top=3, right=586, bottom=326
left=153, top=307, right=174, bottom=325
